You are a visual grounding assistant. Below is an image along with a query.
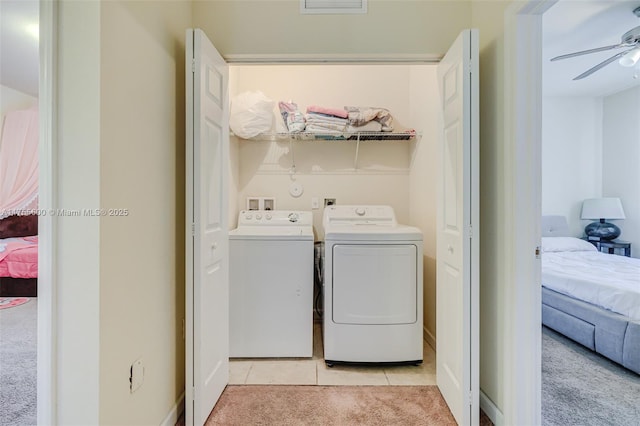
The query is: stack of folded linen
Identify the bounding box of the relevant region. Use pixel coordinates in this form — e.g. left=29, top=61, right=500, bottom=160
left=345, top=106, right=394, bottom=132
left=304, top=106, right=348, bottom=135
left=279, top=101, right=306, bottom=133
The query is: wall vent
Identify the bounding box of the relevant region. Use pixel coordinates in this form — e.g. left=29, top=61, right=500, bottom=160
left=300, top=0, right=367, bottom=15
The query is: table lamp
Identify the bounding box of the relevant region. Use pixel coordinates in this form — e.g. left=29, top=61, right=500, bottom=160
left=581, top=197, right=626, bottom=240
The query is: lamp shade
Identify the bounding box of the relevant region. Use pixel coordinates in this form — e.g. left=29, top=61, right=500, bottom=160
left=581, top=198, right=626, bottom=220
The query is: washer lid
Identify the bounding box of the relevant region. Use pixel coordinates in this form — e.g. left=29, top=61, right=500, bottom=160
left=324, top=224, right=423, bottom=241
left=229, top=226, right=314, bottom=240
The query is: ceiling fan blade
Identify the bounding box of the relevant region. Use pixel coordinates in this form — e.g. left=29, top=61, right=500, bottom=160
left=573, top=48, right=636, bottom=80
left=551, top=43, right=629, bottom=61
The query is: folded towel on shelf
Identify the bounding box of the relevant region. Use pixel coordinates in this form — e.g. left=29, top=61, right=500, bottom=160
left=345, top=106, right=394, bottom=131
left=305, top=112, right=348, bottom=125
left=304, top=123, right=346, bottom=134
left=345, top=121, right=383, bottom=133
left=305, top=112, right=348, bottom=134
left=306, top=105, right=349, bottom=119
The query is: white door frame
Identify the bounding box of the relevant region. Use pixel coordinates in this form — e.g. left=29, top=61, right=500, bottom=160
left=502, top=1, right=556, bottom=425
left=37, top=0, right=57, bottom=424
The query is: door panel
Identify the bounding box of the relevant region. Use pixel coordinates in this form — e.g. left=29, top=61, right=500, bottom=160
left=436, top=29, right=479, bottom=426
left=332, top=244, right=417, bottom=325
left=186, top=28, right=229, bottom=426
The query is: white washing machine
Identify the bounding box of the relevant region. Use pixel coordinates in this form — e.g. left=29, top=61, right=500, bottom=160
left=229, top=210, right=314, bottom=358
left=323, top=205, right=423, bottom=365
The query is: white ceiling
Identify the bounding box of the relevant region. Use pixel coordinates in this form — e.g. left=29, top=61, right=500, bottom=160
left=2, top=0, right=639, bottom=99
left=0, top=0, right=39, bottom=96
left=543, top=0, right=640, bottom=97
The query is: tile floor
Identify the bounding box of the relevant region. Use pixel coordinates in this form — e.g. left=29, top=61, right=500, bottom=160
left=229, top=323, right=436, bottom=386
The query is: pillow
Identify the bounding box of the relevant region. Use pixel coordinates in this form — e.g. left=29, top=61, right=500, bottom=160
left=0, top=215, right=38, bottom=239
left=541, top=237, right=597, bottom=253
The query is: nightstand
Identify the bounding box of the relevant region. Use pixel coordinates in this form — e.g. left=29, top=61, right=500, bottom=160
left=582, top=238, right=631, bottom=257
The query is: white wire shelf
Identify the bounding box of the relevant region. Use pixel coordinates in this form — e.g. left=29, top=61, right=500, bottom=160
left=232, top=131, right=418, bottom=142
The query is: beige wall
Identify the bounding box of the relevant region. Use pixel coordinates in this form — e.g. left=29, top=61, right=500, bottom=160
left=98, top=1, right=191, bottom=424
left=471, top=0, right=513, bottom=415
left=229, top=64, right=429, bottom=236
left=407, top=66, right=439, bottom=347
left=55, top=0, right=191, bottom=424
left=56, top=1, right=102, bottom=423
left=193, top=0, right=471, bottom=58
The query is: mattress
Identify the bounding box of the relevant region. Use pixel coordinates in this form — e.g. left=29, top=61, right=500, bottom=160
left=0, top=236, right=38, bottom=278
left=542, top=250, right=640, bottom=321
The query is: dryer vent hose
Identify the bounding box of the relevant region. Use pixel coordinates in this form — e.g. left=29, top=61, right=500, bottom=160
left=314, top=241, right=324, bottom=319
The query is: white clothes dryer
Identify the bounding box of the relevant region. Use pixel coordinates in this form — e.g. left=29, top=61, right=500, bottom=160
left=323, top=205, right=423, bottom=365
left=229, top=210, right=314, bottom=358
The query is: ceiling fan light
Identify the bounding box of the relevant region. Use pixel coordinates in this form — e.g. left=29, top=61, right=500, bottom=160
left=619, top=48, right=640, bottom=67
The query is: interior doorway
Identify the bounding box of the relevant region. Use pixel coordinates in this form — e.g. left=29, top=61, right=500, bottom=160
left=186, top=28, right=479, bottom=425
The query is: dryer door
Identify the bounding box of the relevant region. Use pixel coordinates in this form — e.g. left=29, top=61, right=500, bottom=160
left=332, top=244, right=417, bottom=325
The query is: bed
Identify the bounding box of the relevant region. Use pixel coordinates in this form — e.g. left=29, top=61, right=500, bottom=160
left=0, top=107, right=39, bottom=297
left=541, top=215, right=640, bottom=375
left=0, top=214, right=38, bottom=297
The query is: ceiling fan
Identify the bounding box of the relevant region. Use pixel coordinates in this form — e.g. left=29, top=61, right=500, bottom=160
left=550, top=6, right=640, bottom=80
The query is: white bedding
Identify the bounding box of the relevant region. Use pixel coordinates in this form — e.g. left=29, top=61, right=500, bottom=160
left=542, top=249, right=640, bottom=321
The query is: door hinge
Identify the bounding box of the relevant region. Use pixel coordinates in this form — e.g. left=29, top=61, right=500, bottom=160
left=192, top=387, right=196, bottom=401
left=535, top=246, right=541, bottom=259
left=191, top=58, right=196, bottom=73
left=468, top=391, right=473, bottom=405
left=191, top=223, right=195, bottom=235
left=467, top=225, right=473, bottom=239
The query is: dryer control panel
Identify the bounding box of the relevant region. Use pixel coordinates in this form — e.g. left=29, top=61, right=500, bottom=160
left=323, top=205, right=397, bottom=227
left=237, top=210, right=312, bottom=226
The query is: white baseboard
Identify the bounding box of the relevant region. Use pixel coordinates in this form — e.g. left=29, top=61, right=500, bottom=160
left=480, top=390, right=503, bottom=426
left=161, top=392, right=185, bottom=426
left=423, top=325, right=436, bottom=351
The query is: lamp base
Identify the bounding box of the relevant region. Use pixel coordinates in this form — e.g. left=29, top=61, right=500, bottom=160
left=585, top=221, right=620, bottom=240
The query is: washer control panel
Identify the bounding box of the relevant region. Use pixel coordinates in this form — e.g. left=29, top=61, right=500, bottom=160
left=238, top=210, right=312, bottom=226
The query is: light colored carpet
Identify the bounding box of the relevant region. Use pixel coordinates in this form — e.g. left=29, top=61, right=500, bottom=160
left=0, top=297, right=37, bottom=426
left=542, top=326, right=640, bottom=426
left=205, top=385, right=459, bottom=425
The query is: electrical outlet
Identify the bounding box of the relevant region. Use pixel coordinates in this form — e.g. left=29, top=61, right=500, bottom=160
left=130, top=358, right=144, bottom=393
left=311, top=197, right=319, bottom=209
left=324, top=198, right=336, bottom=207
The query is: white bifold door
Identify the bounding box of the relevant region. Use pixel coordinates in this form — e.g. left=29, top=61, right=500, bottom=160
left=436, top=29, right=479, bottom=426
left=186, top=28, right=230, bottom=426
